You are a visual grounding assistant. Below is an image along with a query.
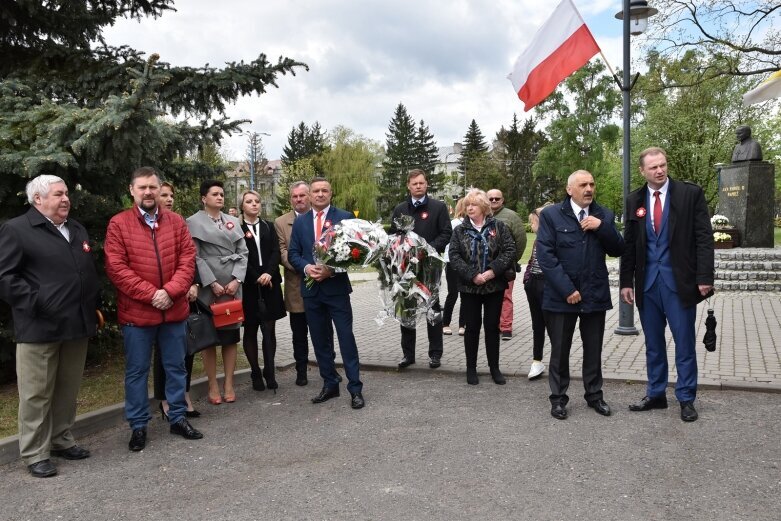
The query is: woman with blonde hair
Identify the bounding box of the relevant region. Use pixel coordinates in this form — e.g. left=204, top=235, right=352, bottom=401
left=187, top=180, right=248, bottom=404
left=442, top=198, right=466, bottom=336
left=239, top=190, right=286, bottom=391
left=448, top=189, right=516, bottom=385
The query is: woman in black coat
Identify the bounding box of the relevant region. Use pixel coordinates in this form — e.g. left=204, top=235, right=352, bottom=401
left=448, top=189, right=516, bottom=386
left=239, top=190, right=286, bottom=391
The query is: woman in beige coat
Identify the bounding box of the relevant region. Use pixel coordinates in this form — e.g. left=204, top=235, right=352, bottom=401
left=187, top=180, right=248, bottom=404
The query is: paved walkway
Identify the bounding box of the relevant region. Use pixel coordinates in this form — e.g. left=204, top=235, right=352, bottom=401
left=274, top=270, right=781, bottom=392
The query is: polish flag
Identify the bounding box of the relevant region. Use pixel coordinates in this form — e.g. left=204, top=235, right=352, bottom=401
left=507, top=0, right=600, bottom=111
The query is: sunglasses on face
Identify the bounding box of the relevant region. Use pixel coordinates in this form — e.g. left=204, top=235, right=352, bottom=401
left=488, top=197, right=502, bottom=202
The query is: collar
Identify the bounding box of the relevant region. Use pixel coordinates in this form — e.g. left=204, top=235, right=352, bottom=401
left=569, top=199, right=588, bottom=218
left=313, top=206, right=330, bottom=217
left=138, top=206, right=159, bottom=220
left=647, top=178, right=670, bottom=197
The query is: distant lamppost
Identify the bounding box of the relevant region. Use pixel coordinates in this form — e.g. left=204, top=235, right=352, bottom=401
left=614, top=0, right=657, bottom=336
left=243, top=130, right=271, bottom=191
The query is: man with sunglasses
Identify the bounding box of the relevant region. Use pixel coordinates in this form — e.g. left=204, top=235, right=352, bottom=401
left=486, top=189, right=527, bottom=340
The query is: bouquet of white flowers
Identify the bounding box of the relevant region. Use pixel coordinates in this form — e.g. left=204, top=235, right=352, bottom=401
left=711, top=214, right=730, bottom=228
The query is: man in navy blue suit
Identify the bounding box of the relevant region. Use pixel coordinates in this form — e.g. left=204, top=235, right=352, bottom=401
left=620, top=147, right=714, bottom=422
left=288, top=177, right=364, bottom=409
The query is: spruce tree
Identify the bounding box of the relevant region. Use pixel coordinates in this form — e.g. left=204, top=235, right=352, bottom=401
left=380, top=103, right=418, bottom=212
left=276, top=121, right=328, bottom=213
left=459, top=119, right=489, bottom=192
left=414, top=119, right=442, bottom=193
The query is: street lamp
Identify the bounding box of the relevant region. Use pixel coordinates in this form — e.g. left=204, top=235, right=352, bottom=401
left=613, top=0, right=657, bottom=336
left=242, top=130, right=271, bottom=191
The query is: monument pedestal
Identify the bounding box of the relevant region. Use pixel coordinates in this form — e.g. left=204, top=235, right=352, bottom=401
left=716, top=161, right=775, bottom=248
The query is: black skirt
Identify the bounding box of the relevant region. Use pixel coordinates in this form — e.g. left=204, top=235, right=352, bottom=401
left=243, top=281, right=286, bottom=322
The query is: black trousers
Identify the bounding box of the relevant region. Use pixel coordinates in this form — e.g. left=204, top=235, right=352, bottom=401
left=153, top=347, right=193, bottom=401
left=289, top=312, right=310, bottom=375
left=460, top=291, right=504, bottom=369
left=442, top=265, right=464, bottom=328
left=242, top=314, right=277, bottom=381
left=544, top=310, right=605, bottom=406
left=523, top=276, right=546, bottom=361
left=400, top=299, right=443, bottom=360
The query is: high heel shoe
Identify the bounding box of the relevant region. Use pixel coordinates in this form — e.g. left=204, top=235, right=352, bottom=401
left=223, top=392, right=236, bottom=403
left=158, top=402, right=169, bottom=421
left=251, top=370, right=265, bottom=391
left=207, top=394, right=222, bottom=405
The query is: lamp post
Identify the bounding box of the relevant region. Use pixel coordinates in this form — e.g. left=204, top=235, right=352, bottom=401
left=243, top=130, right=271, bottom=191
left=613, top=0, right=657, bottom=336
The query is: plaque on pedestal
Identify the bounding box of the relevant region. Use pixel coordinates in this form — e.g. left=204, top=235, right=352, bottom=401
left=715, top=161, right=775, bottom=248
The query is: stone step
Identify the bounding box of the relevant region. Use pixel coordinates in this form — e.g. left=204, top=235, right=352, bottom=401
left=715, top=260, right=781, bottom=271
left=715, top=271, right=781, bottom=281
left=715, top=281, right=781, bottom=291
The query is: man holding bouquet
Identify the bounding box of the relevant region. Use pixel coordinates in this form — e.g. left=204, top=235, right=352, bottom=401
left=389, top=169, right=452, bottom=369
left=288, top=177, right=365, bottom=409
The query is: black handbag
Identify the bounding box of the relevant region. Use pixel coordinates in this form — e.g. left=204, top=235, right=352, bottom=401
left=186, top=301, right=220, bottom=355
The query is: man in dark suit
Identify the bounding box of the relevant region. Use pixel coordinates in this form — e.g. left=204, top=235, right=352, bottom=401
left=536, top=171, right=624, bottom=420
left=288, top=177, right=364, bottom=409
left=620, top=147, right=714, bottom=422
left=389, top=169, right=451, bottom=369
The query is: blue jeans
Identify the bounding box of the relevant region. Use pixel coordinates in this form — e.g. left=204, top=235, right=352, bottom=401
left=123, top=321, right=188, bottom=429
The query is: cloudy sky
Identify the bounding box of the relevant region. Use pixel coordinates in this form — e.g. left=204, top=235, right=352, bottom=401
left=102, top=0, right=631, bottom=161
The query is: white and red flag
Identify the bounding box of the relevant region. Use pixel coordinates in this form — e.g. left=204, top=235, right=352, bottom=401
left=507, top=0, right=600, bottom=111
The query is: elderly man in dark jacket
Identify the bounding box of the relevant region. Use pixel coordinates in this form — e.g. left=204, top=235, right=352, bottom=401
left=0, top=175, right=99, bottom=477
left=536, top=170, right=624, bottom=420
left=389, top=169, right=452, bottom=369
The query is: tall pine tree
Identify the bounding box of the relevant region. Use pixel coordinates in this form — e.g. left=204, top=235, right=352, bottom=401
left=494, top=114, right=548, bottom=214
left=459, top=119, right=490, bottom=193
left=380, top=103, right=418, bottom=212
left=414, top=119, right=442, bottom=192
left=276, top=121, right=328, bottom=214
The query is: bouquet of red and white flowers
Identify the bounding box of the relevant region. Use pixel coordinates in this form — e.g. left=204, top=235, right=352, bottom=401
left=306, top=219, right=388, bottom=288
left=376, top=215, right=445, bottom=328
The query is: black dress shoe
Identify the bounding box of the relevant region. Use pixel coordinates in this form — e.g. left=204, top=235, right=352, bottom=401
left=428, top=357, right=441, bottom=369
left=398, top=356, right=415, bottom=368
left=128, top=428, right=147, bottom=452
left=296, top=374, right=308, bottom=386
left=551, top=404, right=568, bottom=420
left=312, top=387, right=340, bottom=404
left=185, top=409, right=201, bottom=418
left=170, top=418, right=204, bottom=439
left=588, top=399, right=612, bottom=416
left=629, top=395, right=668, bottom=412
left=350, top=392, right=365, bottom=409
left=466, top=368, right=479, bottom=385
left=680, top=401, right=699, bottom=422
left=51, top=445, right=91, bottom=460
left=28, top=459, right=57, bottom=478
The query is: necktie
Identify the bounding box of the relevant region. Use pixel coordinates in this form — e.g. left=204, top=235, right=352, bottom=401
left=249, top=222, right=257, bottom=235
left=413, top=200, right=422, bottom=208
left=578, top=209, right=585, bottom=222
left=653, top=191, right=662, bottom=234
left=315, top=211, right=323, bottom=241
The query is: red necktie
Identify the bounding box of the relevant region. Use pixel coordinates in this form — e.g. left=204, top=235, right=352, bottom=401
left=653, top=191, right=662, bottom=234
left=315, top=211, right=323, bottom=241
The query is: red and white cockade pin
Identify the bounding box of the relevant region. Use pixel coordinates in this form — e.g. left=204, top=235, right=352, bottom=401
left=153, top=222, right=159, bottom=230
left=489, top=229, right=496, bottom=237
left=245, top=231, right=253, bottom=238
left=324, top=220, right=332, bottom=228
left=226, top=221, right=235, bottom=230
left=420, top=212, right=429, bottom=220
left=82, top=241, right=91, bottom=253
left=636, top=207, right=647, bottom=218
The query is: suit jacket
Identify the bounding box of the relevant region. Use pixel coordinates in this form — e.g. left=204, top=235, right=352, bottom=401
left=274, top=210, right=305, bottom=313
left=288, top=206, right=353, bottom=298
left=619, top=177, right=714, bottom=309
left=186, top=210, right=248, bottom=308
left=389, top=195, right=452, bottom=253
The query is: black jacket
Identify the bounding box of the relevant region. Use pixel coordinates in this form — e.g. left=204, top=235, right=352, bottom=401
left=619, top=178, right=714, bottom=309
left=448, top=217, right=516, bottom=295
left=0, top=207, right=99, bottom=343
left=389, top=195, right=452, bottom=253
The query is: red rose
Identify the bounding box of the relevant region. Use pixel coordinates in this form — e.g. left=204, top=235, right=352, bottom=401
left=351, top=247, right=361, bottom=260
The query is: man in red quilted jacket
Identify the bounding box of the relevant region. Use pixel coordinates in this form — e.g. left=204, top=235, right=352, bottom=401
left=105, top=166, right=204, bottom=451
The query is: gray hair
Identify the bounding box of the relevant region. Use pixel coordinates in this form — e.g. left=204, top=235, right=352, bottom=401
left=289, top=180, right=309, bottom=192
left=26, top=175, right=65, bottom=205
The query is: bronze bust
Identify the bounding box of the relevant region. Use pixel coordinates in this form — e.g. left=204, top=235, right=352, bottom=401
left=731, top=125, right=762, bottom=162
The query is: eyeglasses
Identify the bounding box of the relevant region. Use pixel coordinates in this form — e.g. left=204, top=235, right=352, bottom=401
left=488, top=197, right=502, bottom=202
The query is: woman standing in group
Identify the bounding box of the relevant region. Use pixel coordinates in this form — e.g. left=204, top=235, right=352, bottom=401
left=239, top=190, right=286, bottom=392
left=187, top=180, right=248, bottom=404
left=523, top=204, right=552, bottom=381
left=153, top=181, right=200, bottom=419
left=442, top=198, right=466, bottom=337
left=448, top=189, right=516, bottom=385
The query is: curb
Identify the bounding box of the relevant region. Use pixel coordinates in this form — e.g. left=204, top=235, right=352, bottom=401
left=2, top=362, right=779, bottom=466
